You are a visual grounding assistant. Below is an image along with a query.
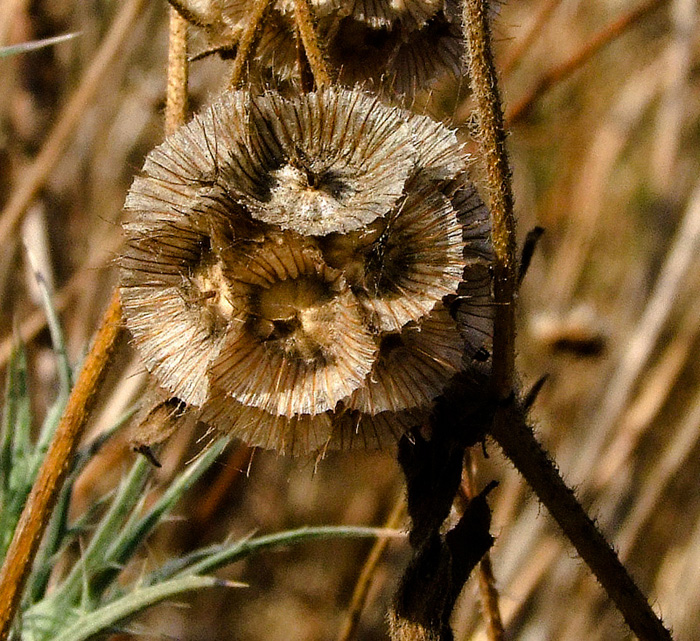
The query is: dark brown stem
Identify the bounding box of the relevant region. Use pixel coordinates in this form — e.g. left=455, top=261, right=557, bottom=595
left=0, top=290, right=123, bottom=640
left=462, top=1, right=673, bottom=639
left=490, top=403, right=673, bottom=641
left=506, top=0, right=666, bottom=125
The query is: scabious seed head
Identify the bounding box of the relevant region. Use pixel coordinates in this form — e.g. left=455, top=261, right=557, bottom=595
left=179, top=0, right=463, bottom=97
left=120, top=87, right=493, bottom=455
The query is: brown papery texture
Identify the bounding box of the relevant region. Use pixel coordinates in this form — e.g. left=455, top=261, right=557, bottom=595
left=120, top=86, right=493, bottom=454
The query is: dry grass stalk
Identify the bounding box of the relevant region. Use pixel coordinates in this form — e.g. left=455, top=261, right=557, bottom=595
left=0, top=0, right=147, bottom=247
left=337, top=495, right=406, bottom=641
left=460, top=450, right=504, bottom=641
left=463, top=0, right=673, bottom=639
left=506, top=0, right=666, bottom=126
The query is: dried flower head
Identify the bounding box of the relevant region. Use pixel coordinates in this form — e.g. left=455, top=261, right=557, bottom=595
left=171, top=0, right=463, bottom=97
left=120, top=87, right=493, bottom=455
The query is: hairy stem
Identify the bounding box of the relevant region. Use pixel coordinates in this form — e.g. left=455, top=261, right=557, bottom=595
left=165, top=7, right=189, bottom=135
left=463, top=0, right=517, bottom=399
left=229, top=0, right=272, bottom=87
left=490, top=404, right=673, bottom=641
left=462, top=2, right=673, bottom=639
left=0, top=290, right=123, bottom=640
left=292, top=0, right=331, bottom=87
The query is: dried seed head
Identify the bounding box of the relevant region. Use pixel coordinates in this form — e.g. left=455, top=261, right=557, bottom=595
left=227, top=90, right=416, bottom=235
left=175, top=0, right=463, bottom=97
left=346, top=304, right=464, bottom=414
left=325, top=7, right=462, bottom=96
left=120, top=87, right=493, bottom=455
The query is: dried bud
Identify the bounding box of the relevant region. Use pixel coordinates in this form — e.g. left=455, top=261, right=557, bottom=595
left=120, top=87, right=493, bottom=455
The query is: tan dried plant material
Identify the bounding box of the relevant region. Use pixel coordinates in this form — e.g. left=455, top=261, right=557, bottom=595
left=170, top=0, right=463, bottom=97
left=120, top=87, right=493, bottom=455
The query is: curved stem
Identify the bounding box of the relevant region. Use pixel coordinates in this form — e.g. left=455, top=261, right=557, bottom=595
left=0, top=290, right=123, bottom=640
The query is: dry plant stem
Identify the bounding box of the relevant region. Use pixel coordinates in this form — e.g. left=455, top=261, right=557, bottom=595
left=1, top=274, right=82, bottom=367
left=338, top=496, right=406, bottom=641
left=464, top=1, right=672, bottom=639
left=489, top=406, right=673, bottom=641
left=229, top=0, right=272, bottom=87
left=463, top=0, right=516, bottom=396
left=0, top=0, right=146, bottom=247
left=292, top=0, right=331, bottom=87
left=460, top=451, right=504, bottom=641
left=0, top=290, right=123, bottom=641
left=506, top=0, right=666, bottom=125
left=0, top=0, right=30, bottom=46
left=0, top=13, right=189, bottom=635
left=165, top=7, right=189, bottom=135
left=501, top=0, right=562, bottom=77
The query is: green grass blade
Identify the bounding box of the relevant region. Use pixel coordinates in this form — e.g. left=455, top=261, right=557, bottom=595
left=57, top=455, right=151, bottom=603
left=150, top=525, right=404, bottom=583
left=0, top=346, right=32, bottom=561
left=91, top=438, right=230, bottom=598
left=23, top=575, right=239, bottom=641
left=0, top=33, right=79, bottom=59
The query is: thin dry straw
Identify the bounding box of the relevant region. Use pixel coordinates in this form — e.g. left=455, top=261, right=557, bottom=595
left=0, top=0, right=147, bottom=247
left=463, top=1, right=672, bottom=638
left=460, top=451, right=504, bottom=641
left=543, top=59, right=662, bottom=306
left=505, top=0, right=666, bottom=126
left=616, top=383, right=700, bottom=559
left=0, top=0, right=30, bottom=47
left=572, top=178, right=700, bottom=481
left=337, top=495, right=406, bottom=641
left=592, top=295, right=700, bottom=493
left=500, top=0, right=562, bottom=77
left=650, top=0, right=695, bottom=194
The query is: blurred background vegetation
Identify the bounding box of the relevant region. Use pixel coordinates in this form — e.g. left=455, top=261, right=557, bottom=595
left=1, top=0, right=699, bottom=639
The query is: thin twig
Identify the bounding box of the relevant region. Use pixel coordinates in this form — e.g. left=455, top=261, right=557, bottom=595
left=229, top=0, right=272, bottom=87
left=489, top=404, right=673, bottom=641
left=165, top=7, right=189, bottom=135
left=0, top=0, right=146, bottom=247
left=506, top=0, right=667, bottom=125
left=0, top=290, right=123, bottom=640
left=291, top=0, right=331, bottom=87
left=338, top=496, right=406, bottom=641
left=459, top=451, right=504, bottom=641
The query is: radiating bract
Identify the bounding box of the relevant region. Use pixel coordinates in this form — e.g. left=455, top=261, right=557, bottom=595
left=120, top=87, right=493, bottom=455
